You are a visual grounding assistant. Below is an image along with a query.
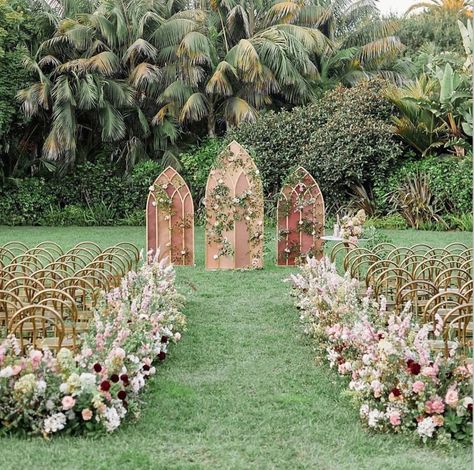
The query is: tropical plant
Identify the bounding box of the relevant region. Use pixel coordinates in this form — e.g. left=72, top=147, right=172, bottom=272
left=406, top=0, right=473, bottom=17
left=158, top=0, right=405, bottom=134
left=386, top=59, right=472, bottom=156
left=17, top=0, right=203, bottom=171
left=388, top=172, right=446, bottom=229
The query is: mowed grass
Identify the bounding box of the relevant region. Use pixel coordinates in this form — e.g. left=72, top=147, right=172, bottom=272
left=0, top=226, right=472, bottom=470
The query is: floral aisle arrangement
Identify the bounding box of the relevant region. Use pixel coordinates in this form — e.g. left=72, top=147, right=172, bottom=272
left=289, top=258, right=473, bottom=444
left=0, top=258, right=186, bottom=437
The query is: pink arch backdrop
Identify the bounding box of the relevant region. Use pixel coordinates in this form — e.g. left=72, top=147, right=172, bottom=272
left=146, top=166, right=194, bottom=265
left=205, top=141, right=264, bottom=270
left=276, top=166, right=325, bottom=266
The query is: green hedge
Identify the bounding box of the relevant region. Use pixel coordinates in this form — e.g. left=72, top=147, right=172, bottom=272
left=373, top=155, right=473, bottom=216
left=0, top=160, right=161, bottom=226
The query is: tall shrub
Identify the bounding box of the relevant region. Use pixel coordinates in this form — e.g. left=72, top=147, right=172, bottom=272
left=229, top=79, right=404, bottom=211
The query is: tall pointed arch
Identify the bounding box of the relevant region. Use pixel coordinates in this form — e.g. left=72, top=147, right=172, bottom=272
left=276, top=166, right=325, bottom=266
left=146, top=166, right=194, bottom=266
left=205, top=141, right=264, bottom=270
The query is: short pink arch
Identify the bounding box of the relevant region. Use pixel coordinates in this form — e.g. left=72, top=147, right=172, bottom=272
left=276, top=166, right=325, bottom=265
left=146, top=166, right=194, bottom=266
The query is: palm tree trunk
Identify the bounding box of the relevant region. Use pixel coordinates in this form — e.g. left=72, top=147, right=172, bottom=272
left=207, top=104, right=216, bottom=137
left=248, top=0, right=255, bottom=37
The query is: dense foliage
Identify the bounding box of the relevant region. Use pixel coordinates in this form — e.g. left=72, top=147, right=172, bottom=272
left=0, top=159, right=160, bottom=225
left=229, top=79, right=403, bottom=211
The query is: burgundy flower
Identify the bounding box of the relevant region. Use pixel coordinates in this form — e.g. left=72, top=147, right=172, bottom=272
left=100, top=380, right=111, bottom=392
left=143, top=364, right=150, bottom=372
left=468, top=404, right=473, bottom=414
left=120, top=374, right=129, bottom=383
left=406, top=359, right=413, bottom=367
left=158, top=351, right=166, bottom=361
left=391, top=388, right=401, bottom=397
left=111, top=374, right=119, bottom=383
left=93, top=363, right=102, bottom=373
left=161, top=335, right=169, bottom=344
left=378, top=333, right=384, bottom=340
left=117, top=390, right=127, bottom=400
left=409, top=362, right=421, bottom=375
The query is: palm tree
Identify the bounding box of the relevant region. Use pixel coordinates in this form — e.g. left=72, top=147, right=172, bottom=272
left=157, top=0, right=404, bottom=135
left=155, top=0, right=329, bottom=136
left=406, top=0, right=473, bottom=17
left=18, top=0, right=197, bottom=170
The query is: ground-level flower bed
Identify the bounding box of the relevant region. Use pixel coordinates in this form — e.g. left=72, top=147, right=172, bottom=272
left=0, top=258, right=186, bottom=437
left=289, top=258, right=472, bottom=445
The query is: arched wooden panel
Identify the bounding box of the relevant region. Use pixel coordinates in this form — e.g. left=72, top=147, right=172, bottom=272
left=146, top=166, right=194, bottom=266
left=205, top=141, right=264, bottom=270
left=276, top=166, right=325, bottom=266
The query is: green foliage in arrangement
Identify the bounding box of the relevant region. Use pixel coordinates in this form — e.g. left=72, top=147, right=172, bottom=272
left=229, top=79, right=404, bottom=211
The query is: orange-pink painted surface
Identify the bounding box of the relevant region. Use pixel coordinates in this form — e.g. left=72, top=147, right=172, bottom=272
left=146, top=167, right=194, bottom=266
left=277, top=166, right=325, bottom=265
left=205, top=141, right=264, bottom=270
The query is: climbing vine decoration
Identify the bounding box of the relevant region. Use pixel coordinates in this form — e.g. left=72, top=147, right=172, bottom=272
left=146, top=166, right=194, bottom=266
left=205, top=141, right=264, bottom=270
left=276, top=166, right=325, bottom=266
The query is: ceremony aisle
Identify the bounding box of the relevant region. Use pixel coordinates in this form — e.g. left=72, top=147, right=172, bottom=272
left=0, top=227, right=471, bottom=469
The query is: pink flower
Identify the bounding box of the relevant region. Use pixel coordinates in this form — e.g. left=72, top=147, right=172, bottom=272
left=445, top=388, right=459, bottom=408
left=62, top=395, right=76, bottom=410
left=81, top=408, right=93, bottom=421
left=425, top=397, right=445, bottom=414
left=174, top=332, right=181, bottom=341
left=29, top=350, right=43, bottom=369
left=389, top=411, right=401, bottom=426
left=421, top=366, right=437, bottom=379
left=412, top=381, right=425, bottom=394
left=12, top=365, right=22, bottom=376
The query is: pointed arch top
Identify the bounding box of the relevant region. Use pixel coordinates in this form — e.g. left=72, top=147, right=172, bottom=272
left=277, top=166, right=325, bottom=266
left=205, top=141, right=264, bottom=270
left=146, top=166, right=194, bottom=266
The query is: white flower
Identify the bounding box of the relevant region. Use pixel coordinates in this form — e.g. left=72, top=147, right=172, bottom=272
left=462, top=396, right=473, bottom=408
left=213, top=254, right=219, bottom=260
left=0, top=366, right=14, bottom=378
left=152, top=201, right=157, bottom=207
left=37, top=380, right=47, bottom=394
left=360, top=404, right=369, bottom=417
left=104, top=407, right=121, bottom=432
left=80, top=373, right=97, bottom=391
left=148, top=185, right=154, bottom=191
left=368, top=409, right=384, bottom=427
left=44, top=413, right=67, bottom=434
left=417, top=417, right=436, bottom=438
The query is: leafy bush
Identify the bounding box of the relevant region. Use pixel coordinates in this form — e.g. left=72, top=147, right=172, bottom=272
left=228, top=79, right=404, bottom=212
left=0, top=159, right=163, bottom=226
left=180, top=138, right=225, bottom=203
left=374, top=155, right=473, bottom=216
left=0, top=178, right=55, bottom=225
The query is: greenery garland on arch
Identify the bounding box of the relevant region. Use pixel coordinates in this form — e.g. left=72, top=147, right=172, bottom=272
left=205, top=142, right=264, bottom=269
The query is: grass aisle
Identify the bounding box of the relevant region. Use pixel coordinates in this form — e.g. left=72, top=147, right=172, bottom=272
left=0, top=227, right=471, bottom=469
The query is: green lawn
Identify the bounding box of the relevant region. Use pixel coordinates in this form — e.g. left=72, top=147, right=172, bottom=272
left=0, top=226, right=472, bottom=470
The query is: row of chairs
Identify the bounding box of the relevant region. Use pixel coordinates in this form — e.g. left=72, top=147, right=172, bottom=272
left=0, top=241, right=140, bottom=353
left=329, top=241, right=473, bottom=357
